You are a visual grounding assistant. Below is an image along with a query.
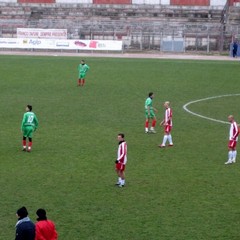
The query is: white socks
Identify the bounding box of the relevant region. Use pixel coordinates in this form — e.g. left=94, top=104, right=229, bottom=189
left=162, top=135, right=168, bottom=146
left=232, top=150, right=237, bottom=162
left=228, top=150, right=237, bottom=162
left=117, top=177, right=125, bottom=186
left=168, top=135, right=173, bottom=145
left=162, top=135, right=173, bottom=146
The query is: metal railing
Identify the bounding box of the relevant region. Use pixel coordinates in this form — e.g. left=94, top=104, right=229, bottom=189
left=0, top=21, right=239, bottom=53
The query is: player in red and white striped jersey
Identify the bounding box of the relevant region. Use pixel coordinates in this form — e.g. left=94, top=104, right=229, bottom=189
left=115, top=133, right=127, bottom=187
left=225, top=115, right=239, bottom=164
left=159, top=101, right=173, bottom=148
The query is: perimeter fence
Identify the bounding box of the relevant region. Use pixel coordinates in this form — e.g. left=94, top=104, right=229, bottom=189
left=0, top=19, right=239, bottom=53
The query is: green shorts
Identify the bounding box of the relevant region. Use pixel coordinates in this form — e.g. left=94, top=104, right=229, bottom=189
left=79, top=73, right=86, bottom=79
left=145, top=110, right=155, bottom=119
left=22, top=126, right=34, bottom=138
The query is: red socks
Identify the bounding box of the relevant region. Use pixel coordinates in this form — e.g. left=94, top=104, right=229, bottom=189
left=78, top=79, right=85, bottom=86
left=152, top=119, right=156, bottom=128
left=23, top=140, right=32, bottom=151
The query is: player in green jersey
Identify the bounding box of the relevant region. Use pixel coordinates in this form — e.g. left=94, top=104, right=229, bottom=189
left=21, top=105, right=39, bottom=152
left=145, top=92, right=157, bottom=133
left=77, top=60, right=90, bottom=86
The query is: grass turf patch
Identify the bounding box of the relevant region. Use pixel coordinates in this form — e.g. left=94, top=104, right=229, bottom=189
left=0, top=55, right=240, bottom=239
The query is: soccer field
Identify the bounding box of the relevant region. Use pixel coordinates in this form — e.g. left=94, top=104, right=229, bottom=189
left=0, top=55, right=240, bottom=240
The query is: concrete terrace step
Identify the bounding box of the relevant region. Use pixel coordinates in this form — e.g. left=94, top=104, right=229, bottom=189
left=227, top=6, right=240, bottom=24
left=0, top=3, right=223, bottom=24
left=0, top=2, right=228, bottom=39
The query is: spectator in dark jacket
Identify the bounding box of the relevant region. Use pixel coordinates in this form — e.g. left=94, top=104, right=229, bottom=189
left=233, top=41, right=238, bottom=58
left=15, top=206, right=35, bottom=240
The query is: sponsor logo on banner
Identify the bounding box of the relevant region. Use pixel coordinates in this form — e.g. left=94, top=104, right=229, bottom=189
left=88, top=40, right=108, bottom=49
left=74, top=41, right=87, bottom=47
left=56, top=41, right=69, bottom=47
left=97, top=42, right=106, bottom=48
left=89, top=40, right=98, bottom=48
left=0, top=39, right=17, bottom=45
left=8, top=40, right=17, bottom=44
left=29, top=39, right=41, bottom=45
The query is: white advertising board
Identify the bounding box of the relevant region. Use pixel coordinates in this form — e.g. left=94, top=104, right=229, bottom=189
left=210, top=0, right=227, bottom=6
left=132, top=0, right=170, bottom=4
left=0, top=38, right=123, bottom=51
left=56, top=0, right=92, bottom=2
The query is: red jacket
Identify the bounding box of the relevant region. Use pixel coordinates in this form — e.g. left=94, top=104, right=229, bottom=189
left=35, top=220, right=58, bottom=240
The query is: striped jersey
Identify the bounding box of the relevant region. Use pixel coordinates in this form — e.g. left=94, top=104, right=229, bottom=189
left=117, top=141, right=127, bottom=165
left=229, top=121, right=239, bottom=141
left=164, top=107, right=172, bottom=126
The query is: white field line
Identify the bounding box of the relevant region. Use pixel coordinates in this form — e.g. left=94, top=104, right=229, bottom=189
left=183, top=94, right=240, bottom=125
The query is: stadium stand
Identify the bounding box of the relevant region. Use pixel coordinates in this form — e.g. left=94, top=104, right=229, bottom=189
left=0, top=0, right=239, bottom=52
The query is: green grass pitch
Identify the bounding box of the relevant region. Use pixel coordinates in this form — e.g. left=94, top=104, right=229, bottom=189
left=0, top=55, right=240, bottom=239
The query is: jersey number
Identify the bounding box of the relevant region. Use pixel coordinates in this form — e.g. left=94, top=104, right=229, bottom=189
left=27, top=115, right=34, bottom=123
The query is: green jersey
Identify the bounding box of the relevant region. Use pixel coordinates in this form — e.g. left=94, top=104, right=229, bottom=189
left=145, top=97, right=155, bottom=118
left=78, top=64, right=90, bottom=75
left=21, top=111, right=39, bottom=131
left=145, top=97, right=153, bottom=110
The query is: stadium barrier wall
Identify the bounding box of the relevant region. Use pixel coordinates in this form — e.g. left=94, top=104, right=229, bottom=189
left=56, top=0, right=92, bottom=3
left=93, top=0, right=131, bottom=3
left=0, top=38, right=123, bottom=51
left=0, top=0, right=229, bottom=5
left=0, top=0, right=17, bottom=2
left=132, top=0, right=170, bottom=4
left=18, top=0, right=55, bottom=2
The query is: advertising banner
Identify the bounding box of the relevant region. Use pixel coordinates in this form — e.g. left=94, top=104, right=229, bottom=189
left=17, top=28, right=68, bottom=39
left=93, top=0, right=131, bottom=3
left=170, top=0, right=209, bottom=5
left=18, top=0, right=55, bottom=3
left=0, top=38, right=123, bottom=51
